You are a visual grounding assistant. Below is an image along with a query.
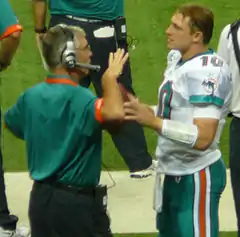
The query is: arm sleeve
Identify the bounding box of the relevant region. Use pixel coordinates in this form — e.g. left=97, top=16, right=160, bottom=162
left=186, top=64, right=231, bottom=108
left=0, top=0, right=23, bottom=39
left=217, top=24, right=231, bottom=64
left=193, top=105, right=221, bottom=119
left=4, top=93, right=25, bottom=139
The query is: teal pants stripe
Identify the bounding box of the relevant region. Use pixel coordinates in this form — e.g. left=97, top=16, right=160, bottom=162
left=157, top=159, right=226, bottom=237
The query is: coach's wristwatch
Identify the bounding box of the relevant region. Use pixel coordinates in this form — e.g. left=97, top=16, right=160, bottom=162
left=0, top=61, right=10, bottom=72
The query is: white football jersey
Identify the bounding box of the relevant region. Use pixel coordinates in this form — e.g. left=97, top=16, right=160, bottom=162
left=156, top=49, right=232, bottom=175
left=217, top=24, right=240, bottom=117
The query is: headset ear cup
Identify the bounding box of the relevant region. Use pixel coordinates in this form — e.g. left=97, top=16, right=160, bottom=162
left=64, top=53, right=76, bottom=68
left=60, top=28, right=77, bottom=68
left=62, top=47, right=76, bottom=68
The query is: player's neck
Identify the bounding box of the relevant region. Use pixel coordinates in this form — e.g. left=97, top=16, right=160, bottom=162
left=181, top=45, right=209, bottom=61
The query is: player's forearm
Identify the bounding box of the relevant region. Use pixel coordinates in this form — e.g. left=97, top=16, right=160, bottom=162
left=149, top=105, right=157, bottom=116
left=32, top=0, right=47, bottom=30
left=101, top=77, right=124, bottom=122
left=148, top=116, right=163, bottom=132
left=0, top=31, right=21, bottom=71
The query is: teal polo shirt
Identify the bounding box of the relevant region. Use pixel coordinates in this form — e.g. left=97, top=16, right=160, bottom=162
left=49, top=0, right=124, bottom=20
left=0, top=0, right=22, bottom=39
left=4, top=74, right=103, bottom=187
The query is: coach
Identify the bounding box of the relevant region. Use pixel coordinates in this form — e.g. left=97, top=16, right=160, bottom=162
left=4, top=24, right=128, bottom=237
left=32, top=0, right=154, bottom=178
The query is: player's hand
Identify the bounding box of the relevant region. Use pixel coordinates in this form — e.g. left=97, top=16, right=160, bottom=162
left=124, top=93, right=158, bottom=127
left=102, top=48, right=129, bottom=80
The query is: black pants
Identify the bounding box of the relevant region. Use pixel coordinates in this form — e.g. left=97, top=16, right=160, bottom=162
left=29, top=181, right=112, bottom=237
left=48, top=15, right=152, bottom=172
left=0, top=110, right=18, bottom=230
left=230, top=116, right=240, bottom=237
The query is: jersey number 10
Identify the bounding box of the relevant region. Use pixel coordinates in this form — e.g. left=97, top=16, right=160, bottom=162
left=157, top=81, right=173, bottom=119
left=200, top=56, right=224, bottom=67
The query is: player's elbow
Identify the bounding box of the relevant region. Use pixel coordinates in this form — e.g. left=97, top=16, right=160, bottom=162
left=193, top=119, right=219, bottom=151
left=194, top=134, right=215, bottom=151
left=194, top=141, right=212, bottom=151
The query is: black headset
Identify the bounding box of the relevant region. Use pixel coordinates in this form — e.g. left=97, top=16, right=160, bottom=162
left=59, top=25, right=101, bottom=72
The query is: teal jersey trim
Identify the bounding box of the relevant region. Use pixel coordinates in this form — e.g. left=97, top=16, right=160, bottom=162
left=189, top=95, right=224, bottom=107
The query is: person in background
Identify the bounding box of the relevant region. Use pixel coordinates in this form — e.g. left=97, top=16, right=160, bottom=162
left=31, top=0, right=155, bottom=178
left=0, top=0, right=30, bottom=236
left=217, top=19, right=240, bottom=237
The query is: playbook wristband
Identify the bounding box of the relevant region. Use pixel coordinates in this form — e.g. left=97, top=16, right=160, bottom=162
left=161, top=119, right=198, bottom=148
left=35, top=26, right=47, bottom=34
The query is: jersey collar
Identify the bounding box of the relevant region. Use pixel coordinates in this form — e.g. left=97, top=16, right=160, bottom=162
left=177, top=48, right=215, bottom=66
left=45, top=74, right=78, bottom=86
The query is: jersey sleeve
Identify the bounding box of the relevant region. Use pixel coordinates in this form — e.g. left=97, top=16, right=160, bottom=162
left=4, top=93, right=25, bottom=139
left=0, top=0, right=23, bottom=39
left=75, top=97, right=103, bottom=136
left=72, top=86, right=104, bottom=134
left=186, top=59, right=232, bottom=108
left=167, top=50, right=181, bottom=66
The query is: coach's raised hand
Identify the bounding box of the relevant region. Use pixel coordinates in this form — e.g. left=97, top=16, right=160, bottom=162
left=102, top=48, right=129, bottom=80
left=100, top=49, right=129, bottom=122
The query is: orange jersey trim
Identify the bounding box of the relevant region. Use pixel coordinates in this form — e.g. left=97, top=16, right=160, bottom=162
left=95, top=98, right=104, bottom=123
left=0, top=24, right=22, bottom=40
left=46, top=78, right=78, bottom=86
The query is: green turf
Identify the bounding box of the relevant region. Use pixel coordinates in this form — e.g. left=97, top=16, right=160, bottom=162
left=113, top=233, right=237, bottom=237
left=1, top=0, right=239, bottom=171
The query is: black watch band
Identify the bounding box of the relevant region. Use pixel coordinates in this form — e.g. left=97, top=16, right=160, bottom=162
left=35, top=27, right=47, bottom=34
left=0, top=61, right=10, bottom=71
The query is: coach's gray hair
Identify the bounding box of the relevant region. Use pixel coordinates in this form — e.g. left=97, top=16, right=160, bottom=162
left=41, top=24, right=86, bottom=69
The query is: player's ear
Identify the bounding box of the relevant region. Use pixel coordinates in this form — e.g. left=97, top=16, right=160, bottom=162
left=192, top=31, right=203, bottom=44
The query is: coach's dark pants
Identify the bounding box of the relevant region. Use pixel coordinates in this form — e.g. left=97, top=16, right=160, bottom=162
left=48, top=15, right=152, bottom=172
left=29, top=181, right=112, bottom=237
left=230, top=116, right=240, bottom=237
left=0, top=111, right=18, bottom=230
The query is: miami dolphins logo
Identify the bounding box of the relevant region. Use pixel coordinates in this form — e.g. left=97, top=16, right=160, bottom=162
left=202, top=77, right=218, bottom=94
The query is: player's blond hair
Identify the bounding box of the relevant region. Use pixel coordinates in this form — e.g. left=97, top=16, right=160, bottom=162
left=41, top=24, right=86, bottom=69
left=176, top=4, right=214, bottom=44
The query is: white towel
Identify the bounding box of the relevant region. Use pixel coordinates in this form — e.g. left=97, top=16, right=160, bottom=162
left=153, top=172, right=163, bottom=213
left=36, top=35, right=49, bottom=71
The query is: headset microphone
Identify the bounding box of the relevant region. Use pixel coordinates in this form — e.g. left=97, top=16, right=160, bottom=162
left=75, top=62, right=101, bottom=72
